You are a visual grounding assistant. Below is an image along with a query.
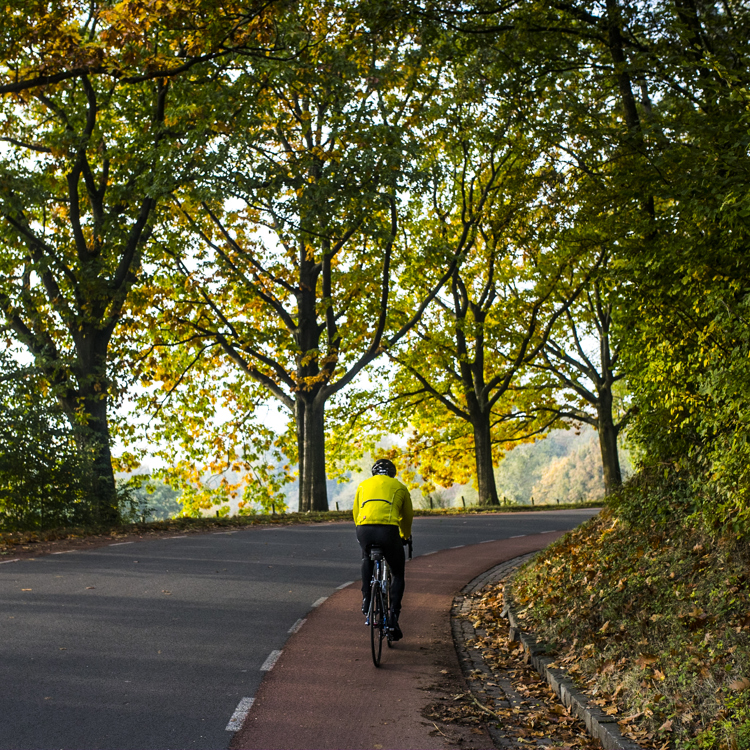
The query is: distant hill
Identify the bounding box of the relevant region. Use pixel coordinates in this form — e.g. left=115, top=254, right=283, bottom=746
left=494, top=425, right=624, bottom=505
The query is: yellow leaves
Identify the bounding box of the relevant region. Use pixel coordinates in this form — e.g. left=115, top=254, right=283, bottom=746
left=112, top=451, right=141, bottom=473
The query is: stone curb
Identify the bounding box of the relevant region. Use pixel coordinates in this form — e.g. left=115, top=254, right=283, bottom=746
left=452, top=554, right=644, bottom=750
left=452, top=553, right=539, bottom=749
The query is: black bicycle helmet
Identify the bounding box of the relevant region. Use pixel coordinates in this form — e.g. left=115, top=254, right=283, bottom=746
left=371, top=458, right=397, bottom=478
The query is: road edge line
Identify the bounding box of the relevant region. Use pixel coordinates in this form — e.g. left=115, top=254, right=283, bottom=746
left=226, top=698, right=255, bottom=732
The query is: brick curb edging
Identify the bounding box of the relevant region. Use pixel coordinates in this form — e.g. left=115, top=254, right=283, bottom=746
left=452, top=554, right=643, bottom=750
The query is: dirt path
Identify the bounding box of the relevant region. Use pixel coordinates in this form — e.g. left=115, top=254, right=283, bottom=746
left=229, top=532, right=564, bottom=750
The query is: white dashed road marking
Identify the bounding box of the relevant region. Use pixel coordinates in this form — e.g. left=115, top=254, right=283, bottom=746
left=288, top=619, right=306, bottom=634
left=226, top=697, right=254, bottom=732
left=109, top=542, right=133, bottom=546
left=422, top=551, right=437, bottom=556
left=336, top=581, right=354, bottom=590
left=311, top=596, right=328, bottom=608
left=260, top=650, right=282, bottom=671
left=0, top=559, right=20, bottom=565
left=479, top=539, right=496, bottom=544
left=509, top=535, right=527, bottom=538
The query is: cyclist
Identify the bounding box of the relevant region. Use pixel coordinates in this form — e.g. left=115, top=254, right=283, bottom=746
left=353, top=458, right=413, bottom=641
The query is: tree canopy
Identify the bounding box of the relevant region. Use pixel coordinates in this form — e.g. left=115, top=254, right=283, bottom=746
left=2, top=0, right=749, bottom=536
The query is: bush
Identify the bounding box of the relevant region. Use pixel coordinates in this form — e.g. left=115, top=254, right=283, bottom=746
left=0, top=357, right=94, bottom=530
left=117, top=477, right=182, bottom=523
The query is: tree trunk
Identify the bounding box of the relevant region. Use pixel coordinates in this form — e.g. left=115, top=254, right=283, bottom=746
left=597, top=388, right=622, bottom=494
left=58, top=330, right=120, bottom=525
left=472, top=411, right=500, bottom=506
left=297, top=396, right=328, bottom=512
left=60, top=388, right=119, bottom=525
left=81, top=394, right=119, bottom=524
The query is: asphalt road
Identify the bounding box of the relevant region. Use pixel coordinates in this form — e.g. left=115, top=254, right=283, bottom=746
left=0, top=509, right=597, bottom=750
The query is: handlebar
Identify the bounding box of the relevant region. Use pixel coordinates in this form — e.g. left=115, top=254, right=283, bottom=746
left=404, top=536, right=413, bottom=560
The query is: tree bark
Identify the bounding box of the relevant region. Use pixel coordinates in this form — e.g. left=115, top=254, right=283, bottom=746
left=471, top=407, right=500, bottom=506
left=79, top=394, right=119, bottom=524
left=297, top=396, right=328, bottom=512
left=58, top=327, right=120, bottom=524
left=596, top=387, right=622, bottom=493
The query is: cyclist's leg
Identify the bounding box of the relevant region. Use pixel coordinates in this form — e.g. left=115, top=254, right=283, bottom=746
left=386, top=549, right=405, bottom=617
left=381, top=529, right=406, bottom=617
left=356, top=526, right=375, bottom=611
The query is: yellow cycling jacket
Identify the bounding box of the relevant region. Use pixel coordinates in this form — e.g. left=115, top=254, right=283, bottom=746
left=353, top=475, right=413, bottom=539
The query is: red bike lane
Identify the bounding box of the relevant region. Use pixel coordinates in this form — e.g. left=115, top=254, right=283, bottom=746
left=229, top=532, right=564, bottom=750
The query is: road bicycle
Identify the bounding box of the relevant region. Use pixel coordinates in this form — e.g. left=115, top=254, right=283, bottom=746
left=367, top=537, right=412, bottom=668
left=367, top=545, right=392, bottom=667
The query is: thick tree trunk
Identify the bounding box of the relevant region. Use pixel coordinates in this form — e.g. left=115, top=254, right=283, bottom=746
left=297, top=397, right=328, bottom=512
left=81, top=395, right=119, bottom=524
left=60, top=388, right=119, bottom=525
left=58, top=330, right=120, bottom=525
left=597, top=388, right=622, bottom=494
left=472, top=411, right=500, bottom=506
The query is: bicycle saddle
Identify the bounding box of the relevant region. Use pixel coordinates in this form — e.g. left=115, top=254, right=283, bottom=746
left=369, top=546, right=385, bottom=561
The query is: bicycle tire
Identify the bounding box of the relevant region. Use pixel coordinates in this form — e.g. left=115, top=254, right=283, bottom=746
left=370, top=579, right=383, bottom=667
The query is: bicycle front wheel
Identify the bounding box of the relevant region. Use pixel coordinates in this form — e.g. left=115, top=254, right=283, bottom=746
left=370, top=581, right=384, bottom=667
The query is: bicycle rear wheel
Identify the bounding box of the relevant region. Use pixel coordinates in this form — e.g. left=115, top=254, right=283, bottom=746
left=370, top=580, right=383, bottom=667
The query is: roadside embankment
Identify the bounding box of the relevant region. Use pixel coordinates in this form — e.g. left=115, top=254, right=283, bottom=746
left=503, top=510, right=750, bottom=749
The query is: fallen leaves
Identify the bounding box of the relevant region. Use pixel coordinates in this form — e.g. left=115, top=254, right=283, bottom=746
left=508, top=510, right=750, bottom=750
left=636, top=653, right=659, bottom=668
left=458, top=583, right=600, bottom=749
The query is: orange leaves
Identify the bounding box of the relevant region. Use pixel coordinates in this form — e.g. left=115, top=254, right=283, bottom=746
left=636, top=653, right=659, bottom=669
left=463, top=584, right=600, bottom=748
left=2, top=0, right=280, bottom=94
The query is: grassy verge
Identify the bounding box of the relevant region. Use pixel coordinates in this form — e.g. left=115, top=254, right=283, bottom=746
left=0, top=500, right=600, bottom=555
left=510, top=509, right=750, bottom=749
